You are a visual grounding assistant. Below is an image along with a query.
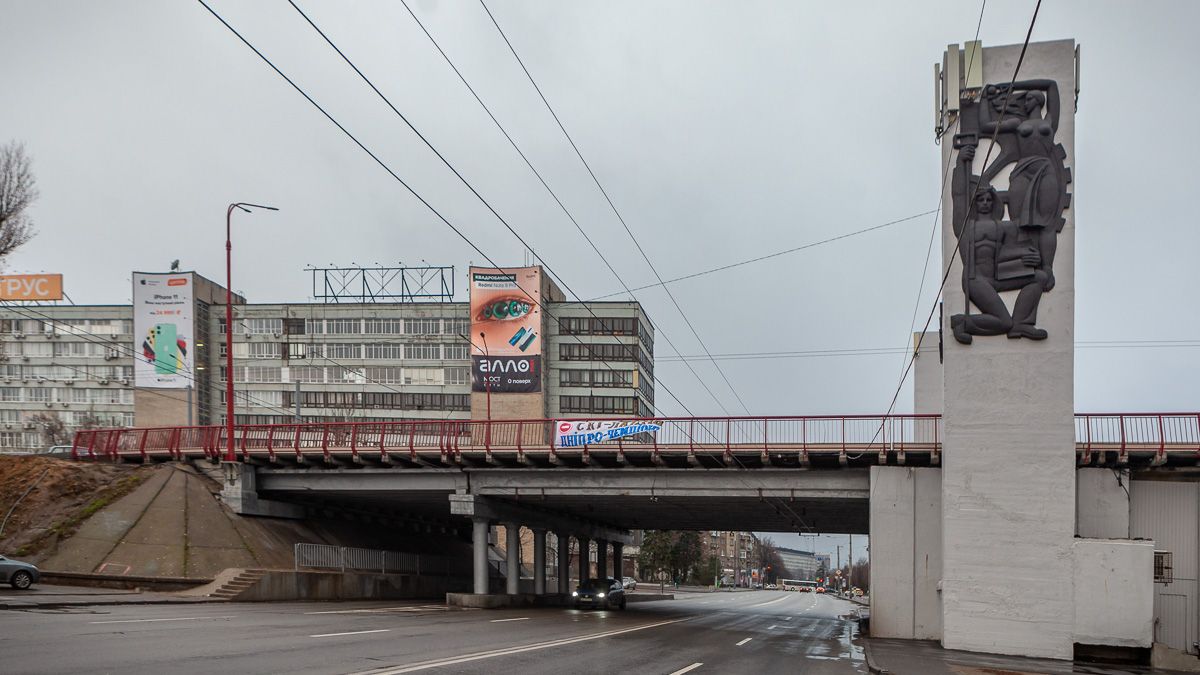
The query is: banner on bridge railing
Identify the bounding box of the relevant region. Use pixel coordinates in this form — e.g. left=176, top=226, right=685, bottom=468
left=554, top=419, right=664, bottom=448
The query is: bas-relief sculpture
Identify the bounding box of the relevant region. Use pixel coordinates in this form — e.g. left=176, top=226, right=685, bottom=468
left=949, top=79, right=1072, bottom=345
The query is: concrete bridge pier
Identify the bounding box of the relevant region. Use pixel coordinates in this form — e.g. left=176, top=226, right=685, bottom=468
left=505, top=523, right=521, bottom=595
left=596, top=539, right=608, bottom=580
left=578, top=537, right=590, bottom=584
left=472, top=517, right=489, bottom=595
left=532, top=528, right=547, bottom=595
left=612, top=542, right=623, bottom=579
left=557, top=532, right=571, bottom=594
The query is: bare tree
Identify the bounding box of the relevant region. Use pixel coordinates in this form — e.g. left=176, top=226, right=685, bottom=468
left=29, top=412, right=70, bottom=448
left=0, top=141, right=38, bottom=261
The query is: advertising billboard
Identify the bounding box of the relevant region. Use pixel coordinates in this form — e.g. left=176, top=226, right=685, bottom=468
left=554, top=419, right=664, bottom=448
left=0, top=274, right=63, bottom=301
left=470, top=266, right=542, bottom=393
left=132, top=272, right=194, bottom=389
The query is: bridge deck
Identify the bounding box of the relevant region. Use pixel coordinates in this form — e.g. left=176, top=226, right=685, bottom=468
left=70, top=413, right=1200, bottom=468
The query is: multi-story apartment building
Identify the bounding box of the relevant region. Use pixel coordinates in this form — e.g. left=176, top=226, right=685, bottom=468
left=0, top=306, right=135, bottom=452
left=0, top=266, right=656, bottom=450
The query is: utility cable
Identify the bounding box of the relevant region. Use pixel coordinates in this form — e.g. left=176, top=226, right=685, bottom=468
left=478, top=0, right=751, bottom=415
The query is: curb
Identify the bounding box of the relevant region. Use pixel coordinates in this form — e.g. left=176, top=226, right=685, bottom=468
left=863, top=641, right=890, bottom=675
left=0, top=597, right=225, bottom=610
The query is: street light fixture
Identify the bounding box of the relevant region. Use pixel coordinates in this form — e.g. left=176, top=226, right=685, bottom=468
left=225, top=202, right=278, bottom=463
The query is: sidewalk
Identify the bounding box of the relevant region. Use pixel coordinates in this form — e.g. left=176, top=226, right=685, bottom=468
left=0, top=583, right=220, bottom=609
left=866, top=638, right=1180, bottom=675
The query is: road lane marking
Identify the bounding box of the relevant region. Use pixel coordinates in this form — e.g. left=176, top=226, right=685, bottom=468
left=90, top=615, right=236, bottom=624
left=668, top=664, right=703, bottom=675
left=310, top=629, right=391, bottom=638
left=490, top=617, right=529, bottom=623
left=347, top=618, right=690, bottom=674
left=305, top=606, right=444, bottom=615
left=736, top=637, right=753, bottom=646
left=783, top=616, right=792, bottom=620
left=767, top=624, right=777, bottom=629
left=749, top=596, right=789, bottom=607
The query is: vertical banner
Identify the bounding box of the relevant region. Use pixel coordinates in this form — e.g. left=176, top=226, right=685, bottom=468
left=132, top=272, right=194, bottom=388
left=470, top=266, right=542, bottom=393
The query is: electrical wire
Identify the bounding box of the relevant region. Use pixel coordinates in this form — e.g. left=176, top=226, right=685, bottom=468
left=477, top=0, right=751, bottom=415
left=196, top=0, right=706, bottom=425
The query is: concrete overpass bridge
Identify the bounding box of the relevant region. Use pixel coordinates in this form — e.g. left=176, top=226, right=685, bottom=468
left=70, top=412, right=1200, bottom=602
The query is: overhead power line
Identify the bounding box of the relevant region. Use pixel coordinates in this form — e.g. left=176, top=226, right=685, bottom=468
left=478, top=0, right=751, bottom=415
left=586, top=210, right=937, bottom=300
left=197, top=0, right=709, bottom=421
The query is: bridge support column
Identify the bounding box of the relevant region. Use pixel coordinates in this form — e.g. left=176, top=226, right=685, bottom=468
left=557, top=532, right=571, bottom=595
left=532, top=528, right=547, bottom=595
left=505, top=523, right=521, bottom=595
left=472, top=517, right=489, bottom=595
left=612, top=542, right=623, bottom=579
left=578, top=536, right=590, bottom=584
left=596, top=539, right=608, bottom=580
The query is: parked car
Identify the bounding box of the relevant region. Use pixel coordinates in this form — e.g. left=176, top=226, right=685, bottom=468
left=0, top=555, right=39, bottom=589
left=622, top=576, right=637, bottom=591
left=572, top=577, right=626, bottom=610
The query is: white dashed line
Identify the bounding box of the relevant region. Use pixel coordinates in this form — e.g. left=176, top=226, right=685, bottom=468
left=767, top=624, right=777, bottom=629
left=90, top=616, right=235, bottom=625
left=490, top=617, right=530, bottom=623
left=668, top=663, right=704, bottom=675
left=736, top=637, right=753, bottom=646
left=310, top=629, right=391, bottom=638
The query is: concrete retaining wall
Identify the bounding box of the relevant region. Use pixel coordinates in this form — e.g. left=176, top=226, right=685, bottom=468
left=41, top=571, right=211, bottom=591
left=869, top=466, right=942, bottom=640
left=233, top=570, right=470, bottom=602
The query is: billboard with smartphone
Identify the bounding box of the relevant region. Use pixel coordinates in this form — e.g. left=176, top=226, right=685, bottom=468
left=132, top=272, right=194, bottom=388
left=469, top=266, right=542, bottom=393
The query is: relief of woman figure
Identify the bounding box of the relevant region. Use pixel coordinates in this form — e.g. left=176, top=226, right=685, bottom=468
left=976, top=79, right=1069, bottom=291
left=950, top=145, right=1051, bottom=345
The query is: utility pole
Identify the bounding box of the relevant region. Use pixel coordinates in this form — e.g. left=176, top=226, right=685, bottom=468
left=848, top=534, right=853, bottom=595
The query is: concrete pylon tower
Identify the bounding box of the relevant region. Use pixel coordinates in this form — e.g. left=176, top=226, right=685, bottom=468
left=938, top=39, right=1078, bottom=659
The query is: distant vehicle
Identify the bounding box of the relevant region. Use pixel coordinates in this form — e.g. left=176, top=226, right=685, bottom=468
left=622, top=576, right=637, bottom=591
left=573, top=577, right=626, bottom=610
left=815, top=586, right=827, bottom=594
left=765, top=583, right=777, bottom=590
left=781, top=579, right=818, bottom=592
left=0, top=555, right=39, bottom=589
left=852, top=587, right=864, bottom=597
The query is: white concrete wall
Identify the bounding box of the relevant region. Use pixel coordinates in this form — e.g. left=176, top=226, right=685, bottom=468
left=1073, top=539, right=1154, bottom=648
left=1077, top=468, right=1130, bottom=539
left=870, top=466, right=942, bottom=640
left=939, top=39, right=1078, bottom=660
left=1130, top=480, right=1199, bottom=655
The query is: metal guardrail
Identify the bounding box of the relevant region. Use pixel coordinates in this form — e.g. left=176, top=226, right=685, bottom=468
left=294, top=542, right=466, bottom=576
left=70, top=413, right=1200, bottom=465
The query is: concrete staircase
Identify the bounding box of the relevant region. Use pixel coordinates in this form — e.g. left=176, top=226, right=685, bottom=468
left=208, top=569, right=266, bottom=600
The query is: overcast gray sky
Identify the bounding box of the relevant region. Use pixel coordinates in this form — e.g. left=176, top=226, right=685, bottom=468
left=2, top=0, right=1197, bottom=432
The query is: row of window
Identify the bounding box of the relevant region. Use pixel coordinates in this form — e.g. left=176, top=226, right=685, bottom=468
left=558, top=395, right=638, bottom=415
left=223, top=342, right=469, bottom=362
left=558, top=369, right=635, bottom=388
left=556, top=317, right=641, bottom=337
left=0, top=387, right=133, bottom=405
left=219, top=365, right=470, bottom=387
left=276, top=391, right=470, bottom=411
left=0, top=341, right=128, bottom=359
left=559, top=343, right=653, bottom=375
left=0, top=319, right=132, bottom=336
left=0, top=365, right=133, bottom=381
left=224, top=317, right=471, bottom=337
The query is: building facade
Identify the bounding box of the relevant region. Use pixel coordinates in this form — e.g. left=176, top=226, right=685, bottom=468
left=0, top=267, right=655, bottom=451
left=776, top=547, right=823, bottom=580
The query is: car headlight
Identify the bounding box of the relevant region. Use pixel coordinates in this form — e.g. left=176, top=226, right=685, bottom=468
left=598, top=592, right=605, bottom=598
left=571, top=591, right=578, bottom=597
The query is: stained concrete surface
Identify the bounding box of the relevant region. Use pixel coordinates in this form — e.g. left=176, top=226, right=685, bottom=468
left=868, top=638, right=1187, bottom=675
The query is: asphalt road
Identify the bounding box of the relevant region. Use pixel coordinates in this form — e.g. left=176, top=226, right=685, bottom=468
left=0, top=590, right=867, bottom=674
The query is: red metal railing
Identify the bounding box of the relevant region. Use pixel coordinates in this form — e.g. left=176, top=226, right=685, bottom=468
left=70, top=413, right=1200, bottom=465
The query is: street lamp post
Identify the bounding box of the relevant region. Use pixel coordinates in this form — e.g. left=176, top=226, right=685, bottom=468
left=225, top=202, right=278, bottom=463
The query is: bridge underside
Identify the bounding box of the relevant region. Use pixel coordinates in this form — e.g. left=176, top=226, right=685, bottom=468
left=255, top=468, right=870, bottom=534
